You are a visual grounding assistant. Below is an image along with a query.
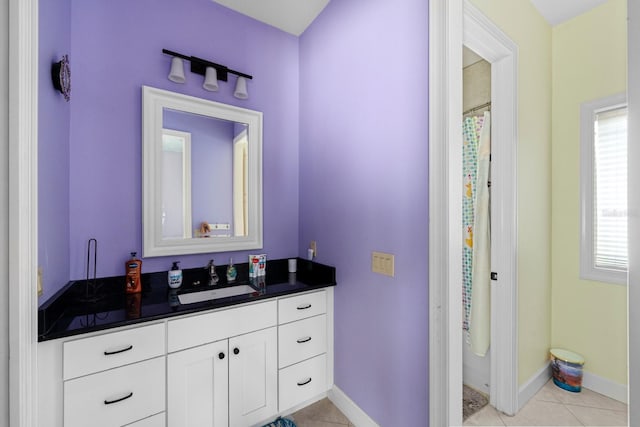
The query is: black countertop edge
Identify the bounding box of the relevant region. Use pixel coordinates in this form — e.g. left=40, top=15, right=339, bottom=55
left=38, top=258, right=335, bottom=342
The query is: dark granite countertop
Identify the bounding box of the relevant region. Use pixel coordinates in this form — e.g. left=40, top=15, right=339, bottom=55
left=38, top=258, right=336, bottom=342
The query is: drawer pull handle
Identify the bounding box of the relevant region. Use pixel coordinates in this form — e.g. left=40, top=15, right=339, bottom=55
left=297, top=378, right=312, bottom=386
left=103, top=345, right=133, bottom=356
left=297, top=304, right=312, bottom=310
left=104, top=392, right=133, bottom=405
left=296, top=337, right=312, bottom=344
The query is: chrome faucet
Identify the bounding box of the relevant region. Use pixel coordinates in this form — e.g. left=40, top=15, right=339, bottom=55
left=207, top=259, right=219, bottom=286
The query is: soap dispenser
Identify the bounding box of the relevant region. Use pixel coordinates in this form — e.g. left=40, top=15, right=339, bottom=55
left=207, top=259, right=219, bottom=286
left=168, top=261, right=182, bottom=289
left=125, top=252, right=142, bottom=294
left=226, top=258, right=237, bottom=283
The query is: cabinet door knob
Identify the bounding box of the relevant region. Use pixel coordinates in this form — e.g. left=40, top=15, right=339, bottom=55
left=233, top=347, right=240, bottom=355
left=218, top=352, right=225, bottom=360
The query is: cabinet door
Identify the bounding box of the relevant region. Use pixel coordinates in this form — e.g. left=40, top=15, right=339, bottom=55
left=167, top=341, right=229, bottom=427
left=228, top=327, right=277, bottom=426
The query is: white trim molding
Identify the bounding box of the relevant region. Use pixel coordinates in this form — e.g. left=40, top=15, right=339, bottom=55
left=516, top=364, right=629, bottom=408
left=464, top=0, right=520, bottom=416
left=429, top=0, right=519, bottom=423
left=8, top=0, right=39, bottom=425
left=518, top=362, right=550, bottom=410
left=582, top=371, right=628, bottom=404
left=327, top=386, right=379, bottom=427
left=428, top=0, right=463, bottom=425
left=628, top=1, right=640, bottom=423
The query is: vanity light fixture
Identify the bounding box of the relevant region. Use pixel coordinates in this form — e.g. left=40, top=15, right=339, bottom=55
left=203, top=66, right=219, bottom=92
left=233, top=76, right=249, bottom=99
left=162, top=49, right=253, bottom=98
left=168, top=57, right=186, bottom=83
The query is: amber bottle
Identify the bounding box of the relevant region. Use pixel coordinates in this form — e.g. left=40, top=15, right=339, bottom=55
left=125, top=252, right=142, bottom=294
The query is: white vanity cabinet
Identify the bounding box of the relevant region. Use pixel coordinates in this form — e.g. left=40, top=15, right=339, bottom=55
left=167, top=339, right=229, bottom=427
left=38, top=287, right=334, bottom=427
left=167, top=300, right=278, bottom=427
left=61, top=323, right=167, bottom=427
left=277, top=290, right=329, bottom=411
left=228, top=327, right=278, bottom=426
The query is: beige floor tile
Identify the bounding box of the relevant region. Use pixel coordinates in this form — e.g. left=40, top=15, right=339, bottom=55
left=463, top=404, right=506, bottom=426
left=565, top=404, right=628, bottom=426
left=551, top=386, right=627, bottom=413
left=533, top=380, right=567, bottom=404
left=499, top=399, right=582, bottom=426
left=290, top=398, right=352, bottom=426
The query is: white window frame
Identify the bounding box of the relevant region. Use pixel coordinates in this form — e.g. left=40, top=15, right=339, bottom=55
left=580, top=93, right=628, bottom=285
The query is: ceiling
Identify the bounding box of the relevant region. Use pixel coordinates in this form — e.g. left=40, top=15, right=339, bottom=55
left=211, top=0, right=330, bottom=36
left=528, top=0, right=609, bottom=26
left=212, top=0, right=610, bottom=38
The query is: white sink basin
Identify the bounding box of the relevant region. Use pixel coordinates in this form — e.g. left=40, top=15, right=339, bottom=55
left=178, top=285, right=255, bottom=305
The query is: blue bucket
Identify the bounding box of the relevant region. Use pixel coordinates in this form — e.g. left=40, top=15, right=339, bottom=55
left=550, top=348, right=585, bottom=392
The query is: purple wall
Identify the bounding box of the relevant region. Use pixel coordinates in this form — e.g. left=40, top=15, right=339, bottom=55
left=299, top=1, right=430, bottom=425
left=39, top=0, right=432, bottom=422
left=38, top=0, right=71, bottom=302
left=37, top=0, right=301, bottom=284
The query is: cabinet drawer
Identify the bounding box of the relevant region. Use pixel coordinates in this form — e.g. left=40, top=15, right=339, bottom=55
left=278, top=314, right=327, bottom=368
left=279, top=354, right=327, bottom=411
left=64, top=356, right=166, bottom=427
left=63, top=323, right=165, bottom=380
left=168, top=300, right=277, bottom=352
left=125, top=412, right=165, bottom=427
left=278, top=290, right=326, bottom=324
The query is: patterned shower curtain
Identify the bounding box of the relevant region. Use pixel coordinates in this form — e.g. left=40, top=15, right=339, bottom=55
left=462, top=112, right=491, bottom=356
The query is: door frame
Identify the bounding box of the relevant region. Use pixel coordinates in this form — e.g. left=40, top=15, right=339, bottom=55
left=8, top=0, right=39, bottom=425
left=628, top=2, right=639, bottom=425
left=429, top=1, right=518, bottom=424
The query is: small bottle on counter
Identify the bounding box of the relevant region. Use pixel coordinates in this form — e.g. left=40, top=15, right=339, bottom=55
left=226, top=258, right=237, bottom=283
left=125, top=252, right=142, bottom=294
left=168, top=261, right=183, bottom=289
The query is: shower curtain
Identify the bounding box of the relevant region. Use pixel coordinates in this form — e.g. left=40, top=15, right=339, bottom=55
left=462, top=111, right=491, bottom=357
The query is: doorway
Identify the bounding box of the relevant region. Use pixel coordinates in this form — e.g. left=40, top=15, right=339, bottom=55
left=429, top=1, right=518, bottom=425
left=461, top=46, right=492, bottom=403
left=462, top=3, right=519, bottom=417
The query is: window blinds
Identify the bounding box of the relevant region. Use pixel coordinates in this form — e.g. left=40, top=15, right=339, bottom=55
left=594, top=106, right=627, bottom=271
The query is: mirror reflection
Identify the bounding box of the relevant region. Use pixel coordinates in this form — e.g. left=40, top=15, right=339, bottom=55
left=143, top=86, right=263, bottom=257
left=160, top=109, right=249, bottom=240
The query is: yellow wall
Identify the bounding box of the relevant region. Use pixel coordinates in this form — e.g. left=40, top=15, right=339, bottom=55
left=551, top=0, right=628, bottom=385
left=469, top=0, right=553, bottom=385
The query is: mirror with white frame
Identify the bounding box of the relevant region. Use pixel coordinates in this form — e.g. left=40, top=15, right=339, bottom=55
left=142, top=86, right=262, bottom=257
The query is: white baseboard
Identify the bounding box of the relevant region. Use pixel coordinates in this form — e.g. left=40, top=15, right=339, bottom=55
left=518, top=362, right=551, bottom=410
left=582, top=371, right=628, bottom=403
left=516, top=362, right=628, bottom=406
left=327, top=386, right=379, bottom=427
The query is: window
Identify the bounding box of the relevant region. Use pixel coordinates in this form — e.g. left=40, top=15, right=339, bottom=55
left=580, top=94, right=628, bottom=285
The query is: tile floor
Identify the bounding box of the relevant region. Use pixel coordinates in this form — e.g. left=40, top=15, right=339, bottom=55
left=289, top=398, right=354, bottom=427
left=464, top=379, right=628, bottom=426
left=283, top=379, right=628, bottom=427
